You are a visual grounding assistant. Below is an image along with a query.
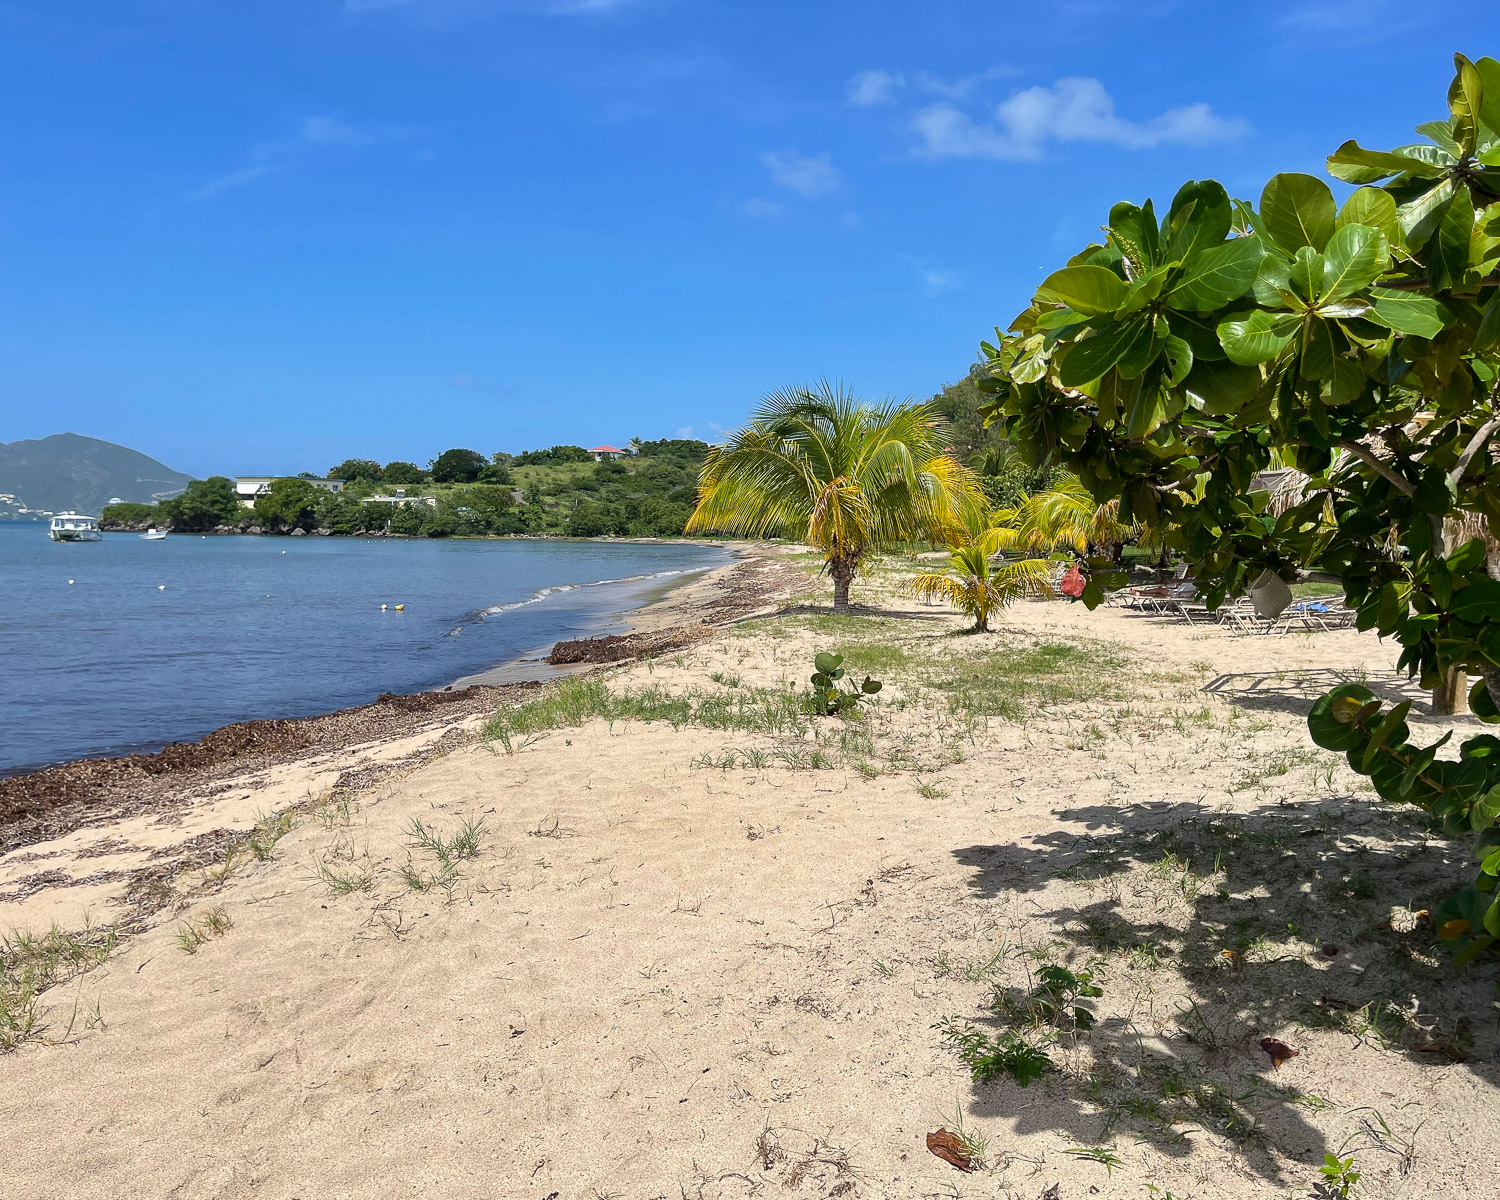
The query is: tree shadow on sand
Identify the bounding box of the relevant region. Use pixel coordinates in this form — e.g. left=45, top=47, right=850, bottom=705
left=946, top=795, right=1496, bottom=1186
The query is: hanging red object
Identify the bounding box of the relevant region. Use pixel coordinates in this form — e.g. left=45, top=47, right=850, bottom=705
left=1059, top=563, right=1086, bottom=598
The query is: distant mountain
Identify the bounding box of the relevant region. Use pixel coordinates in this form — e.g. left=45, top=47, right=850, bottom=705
left=0, top=433, right=192, bottom=519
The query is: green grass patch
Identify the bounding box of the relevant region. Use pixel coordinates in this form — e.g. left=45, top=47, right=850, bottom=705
left=1, top=921, right=117, bottom=1050
left=924, top=639, right=1130, bottom=720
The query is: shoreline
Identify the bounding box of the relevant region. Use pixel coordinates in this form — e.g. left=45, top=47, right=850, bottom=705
left=0, top=543, right=807, bottom=857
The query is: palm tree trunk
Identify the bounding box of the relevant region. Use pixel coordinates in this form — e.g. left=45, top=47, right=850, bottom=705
left=831, top=556, right=856, bottom=611
left=1433, top=667, right=1468, bottom=716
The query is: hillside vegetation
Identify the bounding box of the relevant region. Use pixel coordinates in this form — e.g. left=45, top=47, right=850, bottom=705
left=101, top=440, right=708, bottom=538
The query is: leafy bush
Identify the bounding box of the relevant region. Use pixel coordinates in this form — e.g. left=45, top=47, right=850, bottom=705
left=977, top=52, right=1500, bottom=959
left=806, top=651, right=882, bottom=716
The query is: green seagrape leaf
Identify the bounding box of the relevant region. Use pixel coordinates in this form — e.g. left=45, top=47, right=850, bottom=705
left=1288, top=246, right=1325, bottom=304
left=1400, top=177, right=1459, bottom=245
left=1479, top=293, right=1500, bottom=352
left=1169, top=236, right=1265, bottom=310
left=1300, top=317, right=1341, bottom=380
left=1261, top=173, right=1338, bottom=254
left=1472, top=785, right=1500, bottom=832
left=1447, top=537, right=1489, bottom=573
left=1471, top=678, right=1500, bottom=722
left=1036, top=265, right=1130, bottom=316
left=1366, top=288, right=1450, bottom=337
left=1057, top=317, right=1153, bottom=388
left=1320, top=223, right=1390, bottom=302
left=1327, top=140, right=1446, bottom=185
left=1124, top=379, right=1170, bottom=441
left=1309, top=683, right=1376, bottom=751
left=1166, top=179, right=1233, bottom=260
left=1417, top=119, right=1463, bottom=158
left=1184, top=358, right=1261, bottom=415
left=1218, top=311, right=1299, bottom=364
left=814, top=652, right=842, bottom=673
left=1163, top=335, right=1193, bottom=386
left=1337, top=187, right=1403, bottom=248
left=1477, top=57, right=1500, bottom=137
left=1428, top=192, right=1476, bottom=290
left=1450, top=54, right=1485, bottom=157
left=1452, top=579, right=1500, bottom=619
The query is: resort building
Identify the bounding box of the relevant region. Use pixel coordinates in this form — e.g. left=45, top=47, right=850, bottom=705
left=588, top=445, right=627, bottom=462
left=234, top=476, right=346, bottom=508
left=362, top=489, right=437, bottom=509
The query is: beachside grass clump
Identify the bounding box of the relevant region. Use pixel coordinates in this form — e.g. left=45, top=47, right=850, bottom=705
left=0, top=921, right=117, bottom=1050
left=977, top=53, right=1500, bottom=962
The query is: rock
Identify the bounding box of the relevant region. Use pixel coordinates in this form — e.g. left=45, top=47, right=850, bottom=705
left=289, top=528, right=308, bottom=537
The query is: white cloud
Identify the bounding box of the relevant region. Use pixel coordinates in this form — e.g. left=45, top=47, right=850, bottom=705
left=675, top=425, right=694, bottom=438
left=847, top=69, right=904, bottom=107
left=192, top=116, right=413, bottom=199
left=911, top=77, right=1248, bottom=161
left=902, top=254, right=960, bottom=297
left=761, top=150, right=840, bottom=196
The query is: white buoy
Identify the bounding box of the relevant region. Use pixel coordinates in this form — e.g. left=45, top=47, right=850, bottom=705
left=158, top=585, right=166, bottom=590
left=381, top=603, right=388, bottom=610
left=68, top=579, right=75, bottom=585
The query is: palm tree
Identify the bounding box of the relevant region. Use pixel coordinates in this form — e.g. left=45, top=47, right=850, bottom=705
left=904, top=518, right=1054, bottom=631
left=687, top=383, right=981, bottom=610
left=1000, top=472, right=1140, bottom=560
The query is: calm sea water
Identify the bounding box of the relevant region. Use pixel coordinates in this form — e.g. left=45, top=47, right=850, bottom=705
left=0, top=525, right=729, bottom=775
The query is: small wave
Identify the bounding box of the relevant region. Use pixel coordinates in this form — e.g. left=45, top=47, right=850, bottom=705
left=449, top=568, right=692, bottom=630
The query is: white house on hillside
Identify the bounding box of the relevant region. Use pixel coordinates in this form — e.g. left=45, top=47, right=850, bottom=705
left=588, top=445, right=627, bottom=462
left=235, top=476, right=347, bottom=508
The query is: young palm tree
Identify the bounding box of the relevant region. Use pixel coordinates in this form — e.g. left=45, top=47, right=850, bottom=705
left=1001, top=472, right=1140, bottom=559
left=904, top=521, right=1055, bottom=631
left=687, top=383, right=981, bottom=610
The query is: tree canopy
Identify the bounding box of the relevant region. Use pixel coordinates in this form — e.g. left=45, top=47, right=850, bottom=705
left=429, top=447, right=487, bottom=483
left=977, top=52, right=1500, bottom=962
left=688, top=383, right=981, bottom=608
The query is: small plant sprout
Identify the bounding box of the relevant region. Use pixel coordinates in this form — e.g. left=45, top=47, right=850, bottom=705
left=806, top=652, right=882, bottom=717
left=1317, top=1153, right=1361, bottom=1198
left=933, top=1018, right=1054, bottom=1087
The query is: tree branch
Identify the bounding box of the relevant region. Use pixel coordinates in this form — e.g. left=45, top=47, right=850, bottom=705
left=1338, top=441, right=1417, bottom=496
left=1449, top=406, right=1500, bottom=489
left=1374, top=272, right=1500, bottom=292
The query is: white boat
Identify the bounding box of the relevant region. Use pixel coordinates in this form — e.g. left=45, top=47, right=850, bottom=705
left=49, top=513, right=103, bottom=543
left=140, top=528, right=168, bottom=540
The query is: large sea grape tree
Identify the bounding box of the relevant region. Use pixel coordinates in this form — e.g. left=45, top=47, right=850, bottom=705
left=977, top=54, right=1500, bottom=961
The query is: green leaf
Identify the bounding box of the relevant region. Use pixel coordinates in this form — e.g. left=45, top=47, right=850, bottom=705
left=1260, top=173, right=1337, bottom=254
left=1124, top=379, right=1170, bottom=441
left=1337, top=187, right=1402, bottom=247
left=1169, top=236, right=1265, bottom=310
left=1036, top=265, right=1130, bottom=316
left=1166, top=179, right=1233, bottom=260
left=1309, top=683, right=1375, bottom=751
left=1217, top=311, right=1299, bottom=365
left=1320, top=223, right=1390, bottom=302
left=1480, top=293, right=1500, bottom=353
left=1472, top=785, right=1500, bottom=832
left=1366, top=288, right=1450, bottom=338
left=1428, top=192, right=1476, bottom=290
left=1327, top=140, right=1445, bottom=185
left=1057, top=317, right=1153, bottom=387
left=1476, top=56, right=1500, bottom=137
left=1452, top=579, right=1500, bottom=618
left=1163, top=335, right=1193, bottom=386
left=1472, top=678, right=1500, bottom=723
left=1399, top=177, right=1459, bottom=245
left=1300, top=317, right=1341, bottom=380
left=1288, top=246, right=1324, bottom=304
left=1417, top=119, right=1463, bottom=157
left=1450, top=54, right=1485, bottom=158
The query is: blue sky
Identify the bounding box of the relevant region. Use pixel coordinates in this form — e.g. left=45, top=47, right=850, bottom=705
left=1, top=1, right=1496, bottom=477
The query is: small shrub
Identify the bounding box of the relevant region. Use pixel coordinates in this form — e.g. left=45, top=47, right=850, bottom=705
left=933, top=1018, right=1054, bottom=1087
left=806, top=652, right=882, bottom=716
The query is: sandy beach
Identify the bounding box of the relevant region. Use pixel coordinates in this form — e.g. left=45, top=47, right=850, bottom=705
left=2, top=545, right=1496, bottom=1199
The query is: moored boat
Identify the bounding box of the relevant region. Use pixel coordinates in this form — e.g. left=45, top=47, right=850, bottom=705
left=140, top=528, right=168, bottom=540
left=48, top=513, right=103, bottom=543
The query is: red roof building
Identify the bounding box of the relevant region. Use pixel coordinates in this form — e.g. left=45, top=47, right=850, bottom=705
left=588, top=445, right=627, bottom=460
